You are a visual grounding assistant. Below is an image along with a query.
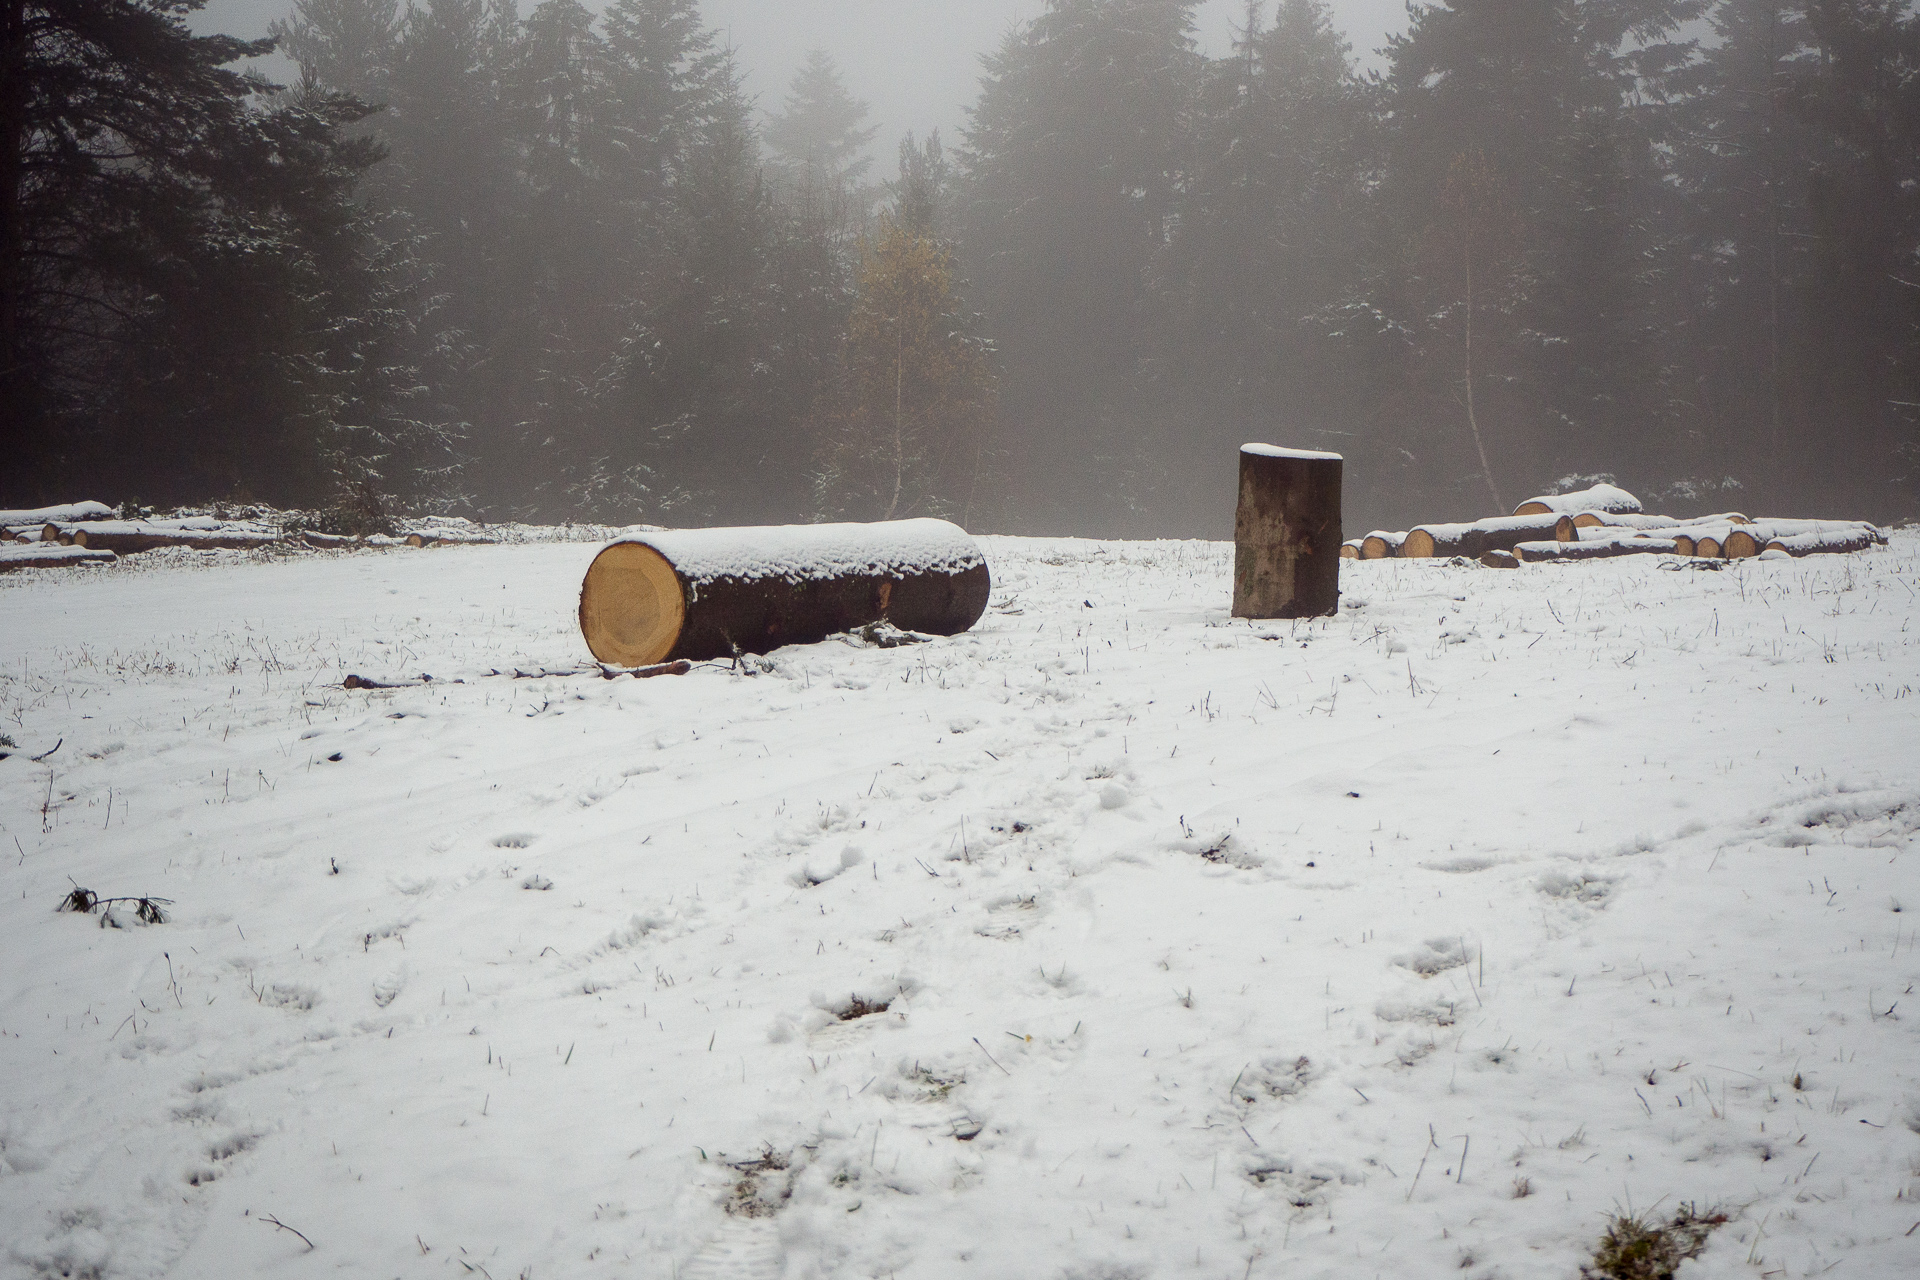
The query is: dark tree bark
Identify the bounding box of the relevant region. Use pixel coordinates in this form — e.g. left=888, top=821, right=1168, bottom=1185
left=1232, top=444, right=1342, bottom=619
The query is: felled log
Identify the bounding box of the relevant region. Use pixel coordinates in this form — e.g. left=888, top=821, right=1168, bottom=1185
left=67, top=519, right=280, bottom=554
left=0, top=501, right=115, bottom=526
left=1360, top=531, right=1407, bottom=560
left=579, top=519, right=992, bottom=667
left=1400, top=513, right=1575, bottom=559
left=1762, top=528, right=1883, bottom=558
left=1513, top=484, right=1641, bottom=517
left=1340, top=539, right=1363, bottom=560
left=1514, top=537, right=1678, bottom=563
left=1232, top=445, right=1343, bottom=619
left=1480, top=550, right=1520, bottom=569
left=1571, top=510, right=1750, bottom=531
left=1723, top=520, right=1886, bottom=559
left=0, top=544, right=117, bottom=573
left=404, top=531, right=500, bottom=548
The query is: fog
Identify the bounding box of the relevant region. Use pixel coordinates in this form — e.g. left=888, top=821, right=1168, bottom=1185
left=197, top=0, right=1407, bottom=151
left=17, top=0, right=1912, bottom=530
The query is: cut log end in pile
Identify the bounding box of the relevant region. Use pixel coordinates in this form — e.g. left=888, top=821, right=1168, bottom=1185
left=1352, top=484, right=1889, bottom=569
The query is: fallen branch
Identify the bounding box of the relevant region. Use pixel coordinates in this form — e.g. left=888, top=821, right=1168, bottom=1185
left=30, top=738, right=62, bottom=762
left=342, top=674, right=434, bottom=690
left=58, top=884, right=171, bottom=924
left=599, top=660, right=694, bottom=680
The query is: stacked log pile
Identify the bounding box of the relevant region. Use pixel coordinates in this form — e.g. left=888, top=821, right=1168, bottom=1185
left=1353, top=484, right=1889, bottom=568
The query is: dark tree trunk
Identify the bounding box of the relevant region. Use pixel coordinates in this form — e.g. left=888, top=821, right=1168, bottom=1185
left=1232, top=445, right=1342, bottom=619
left=0, top=0, right=26, bottom=470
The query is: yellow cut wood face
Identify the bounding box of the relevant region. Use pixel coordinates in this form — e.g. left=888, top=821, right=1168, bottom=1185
left=579, top=543, right=687, bottom=668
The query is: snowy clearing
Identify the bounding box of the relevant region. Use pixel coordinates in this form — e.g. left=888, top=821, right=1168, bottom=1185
left=2, top=535, right=1918, bottom=1280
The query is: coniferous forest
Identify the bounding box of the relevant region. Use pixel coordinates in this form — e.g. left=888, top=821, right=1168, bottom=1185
left=6, top=0, right=1920, bottom=536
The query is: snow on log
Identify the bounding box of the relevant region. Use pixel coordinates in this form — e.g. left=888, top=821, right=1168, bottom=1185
left=0, top=544, right=117, bottom=573
left=404, top=530, right=500, bottom=548
left=67, top=519, right=281, bottom=554
left=1571, top=510, right=1750, bottom=531
left=1724, top=520, right=1887, bottom=559
left=1400, top=513, right=1574, bottom=559
left=1761, top=528, right=1884, bottom=558
left=1340, top=539, right=1363, bottom=560
left=1232, top=444, right=1343, bottom=619
left=1514, top=537, right=1678, bottom=563
left=0, top=501, right=115, bottom=526
left=1512, top=484, right=1642, bottom=517
left=1360, top=531, right=1407, bottom=560
left=578, top=519, right=992, bottom=668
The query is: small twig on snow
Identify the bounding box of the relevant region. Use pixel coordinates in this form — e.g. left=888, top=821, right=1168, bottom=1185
left=258, top=1213, right=315, bottom=1251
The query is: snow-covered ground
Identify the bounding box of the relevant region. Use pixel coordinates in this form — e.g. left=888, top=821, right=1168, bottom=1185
left=2, top=534, right=1917, bottom=1280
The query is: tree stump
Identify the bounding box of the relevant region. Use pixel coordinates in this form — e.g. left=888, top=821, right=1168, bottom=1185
left=1232, top=444, right=1343, bottom=620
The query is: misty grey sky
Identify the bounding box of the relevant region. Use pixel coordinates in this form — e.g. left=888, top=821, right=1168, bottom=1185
left=197, top=0, right=1407, bottom=156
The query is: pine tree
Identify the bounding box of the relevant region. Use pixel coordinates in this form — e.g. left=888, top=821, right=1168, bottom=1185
left=2, top=0, right=420, bottom=506
left=960, top=0, right=1202, bottom=532
left=268, top=0, right=401, bottom=104
left=1153, top=0, right=1376, bottom=526
left=1371, top=0, right=1703, bottom=516
left=765, top=49, right=880, bottom=196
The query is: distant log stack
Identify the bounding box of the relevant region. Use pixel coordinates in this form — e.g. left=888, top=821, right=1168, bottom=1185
left=1400, top=513, right=1575, bottom=559
left=1347, top=479, right=1888, bottom=571
left=1231, top=444, right=1343, bottom=619
left=578, top=519, right=993, bottom=667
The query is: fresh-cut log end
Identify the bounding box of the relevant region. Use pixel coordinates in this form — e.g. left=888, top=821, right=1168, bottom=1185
left=579, top=520, right=993, bottom=668
left=1340, top=539, right=1362, bottom=560
left=579, top=542, right=692, bottom=668
left=1360, top=531, right=1406, bottom=560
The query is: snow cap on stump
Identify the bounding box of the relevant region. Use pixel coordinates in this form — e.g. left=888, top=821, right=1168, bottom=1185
left=1233, top=443, right=1343, bottom=620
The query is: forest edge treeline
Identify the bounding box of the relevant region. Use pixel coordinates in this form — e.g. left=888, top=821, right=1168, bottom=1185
left=5, top=0, right=1918, bottom=537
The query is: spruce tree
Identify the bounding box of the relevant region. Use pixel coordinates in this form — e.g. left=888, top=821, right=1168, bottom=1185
left=765, top=49, right=880, bottom=195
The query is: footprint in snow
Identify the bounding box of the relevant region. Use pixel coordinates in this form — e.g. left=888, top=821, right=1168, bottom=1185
left=679, top=1218, right=783, bottom=1280
left=372, top=964, right=406, bottom=1008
